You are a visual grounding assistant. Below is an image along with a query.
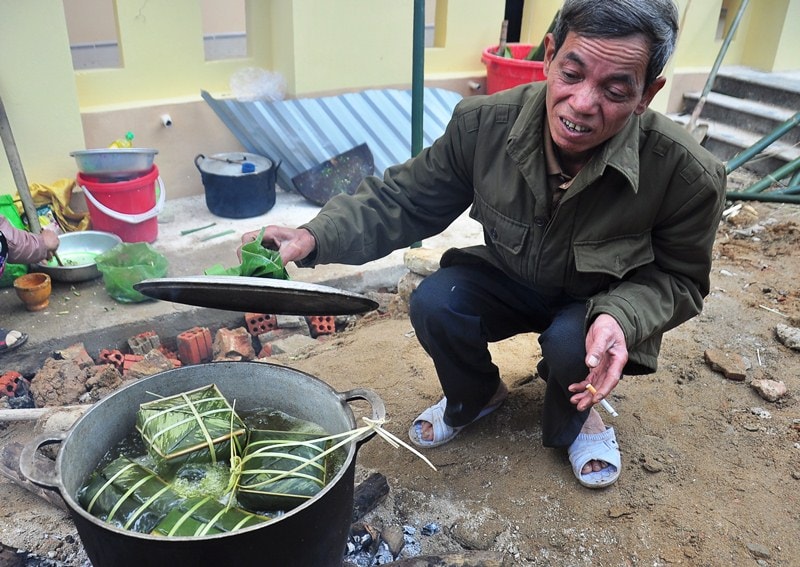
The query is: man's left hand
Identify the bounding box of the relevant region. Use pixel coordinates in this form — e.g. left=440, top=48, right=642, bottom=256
left=569, top=314, right=628, bottom=411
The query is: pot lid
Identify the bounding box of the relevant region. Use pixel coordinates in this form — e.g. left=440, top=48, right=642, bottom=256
left=133, top=275, right=378, bottom=315
left=196, top=152, right=274, bottom=176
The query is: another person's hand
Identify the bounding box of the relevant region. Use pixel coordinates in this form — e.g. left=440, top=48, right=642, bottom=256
left=239, top=226, right=316, bottom=264
left=569, top=313, right=628, bottom=411
left=41, top=229, right=60, bottom=261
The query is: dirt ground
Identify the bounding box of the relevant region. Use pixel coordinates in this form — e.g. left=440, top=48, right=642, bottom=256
left=1, top=171, right=799, bottom=566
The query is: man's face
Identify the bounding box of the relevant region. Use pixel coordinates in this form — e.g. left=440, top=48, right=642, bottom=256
left=543, top=31, right=665, bottom=171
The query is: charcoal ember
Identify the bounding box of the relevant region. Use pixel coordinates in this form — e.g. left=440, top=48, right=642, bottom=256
left=372, top=542, right=394, bottom=564
left=346, top=522, right=376, bottom=554
left=7, top=392, right=35, bottom=409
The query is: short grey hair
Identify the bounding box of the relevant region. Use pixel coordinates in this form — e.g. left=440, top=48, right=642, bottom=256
left=551, top=0, right=679, bottom=87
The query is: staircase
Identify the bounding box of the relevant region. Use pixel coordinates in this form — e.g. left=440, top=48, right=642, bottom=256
left=672, top=65, right=800, bottom=177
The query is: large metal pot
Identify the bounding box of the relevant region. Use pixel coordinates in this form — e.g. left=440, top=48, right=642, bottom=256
left=21, top=361, right=384, bottom=567
left=195, top=153, right=280, bottom=219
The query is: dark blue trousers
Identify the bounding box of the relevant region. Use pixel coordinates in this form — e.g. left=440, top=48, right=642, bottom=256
left=408, top=263, right=591, bottom=447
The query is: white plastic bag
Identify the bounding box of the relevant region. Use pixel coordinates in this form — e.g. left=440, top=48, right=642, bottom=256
left=230, top=67, right=286, bottom=102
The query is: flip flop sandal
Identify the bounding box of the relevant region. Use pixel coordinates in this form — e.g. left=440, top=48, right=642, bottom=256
left=408, top=381, right=508, bottom=449
left=0, top=329, right=28, bottom=355
left=568, top=426, right=622, bottom=488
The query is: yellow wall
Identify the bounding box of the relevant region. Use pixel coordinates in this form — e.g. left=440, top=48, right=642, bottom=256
left=425, top=0, right=506, bottom=77
left=74, top=0, right=257, bottom=110
left=0, top=1, right=85, bottom=194
left=774, top=0, right=800, bottom=70
left=1, top=0, right=797, bottom=200
left=740, top=0, right=796, bottom=70
left=63, top=0, right=117, bottom=44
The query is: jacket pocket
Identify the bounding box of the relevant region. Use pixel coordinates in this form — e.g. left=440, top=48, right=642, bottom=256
left=469, top=195, right=529, bottom=255
left=573, top=231, right=653, bottom=279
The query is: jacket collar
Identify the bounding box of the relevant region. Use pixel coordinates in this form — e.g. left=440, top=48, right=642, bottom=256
left=507, top=83, right=641, bottom=196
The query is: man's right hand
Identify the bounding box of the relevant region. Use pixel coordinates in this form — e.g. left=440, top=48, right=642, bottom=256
left=239, top=226, right=316, bottom=264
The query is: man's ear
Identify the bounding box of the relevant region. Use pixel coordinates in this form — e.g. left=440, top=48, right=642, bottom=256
left=542, top=33, right=556, bottom=78
left=635, top=76, right=667, bottom=115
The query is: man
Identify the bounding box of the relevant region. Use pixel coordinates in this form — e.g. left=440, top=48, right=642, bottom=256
left=242, top=0, right=726, bottom=488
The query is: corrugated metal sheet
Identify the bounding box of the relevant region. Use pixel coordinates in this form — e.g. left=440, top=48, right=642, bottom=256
left=201, top=88, right=463, bottom=191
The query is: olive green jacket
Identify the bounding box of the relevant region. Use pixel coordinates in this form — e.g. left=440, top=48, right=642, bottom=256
left=301, top=82, right=727, bottom=374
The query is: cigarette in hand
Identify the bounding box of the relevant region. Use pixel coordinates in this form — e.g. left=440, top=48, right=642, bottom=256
left=585, top=384, right=619, bottom=417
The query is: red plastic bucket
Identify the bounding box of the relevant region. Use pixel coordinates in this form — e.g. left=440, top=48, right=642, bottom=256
left=78, top=165, right=165, bottom=243
left=481, top=44, right=546, bottom=94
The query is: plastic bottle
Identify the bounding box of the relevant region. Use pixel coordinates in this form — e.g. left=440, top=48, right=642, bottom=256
left=109, top=131, right=134, bottom=148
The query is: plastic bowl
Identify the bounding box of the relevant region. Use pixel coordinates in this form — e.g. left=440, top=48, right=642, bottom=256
left=70, top=148, right=159, bottom=181
left=36, top=231, right=123, bottom=282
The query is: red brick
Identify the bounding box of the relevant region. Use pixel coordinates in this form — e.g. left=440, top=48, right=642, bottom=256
left=0, top=371, right=27, bottom=397
left=98, top=348, right=124, bottom=371
left=257, top=343, right=273, bottom=358
left=177, top=327, right=213, bottom=365
left=122, top=354, right=144, bottom=374
left=245, top=313, right=278, bottom=336
left=306, top=315, right=336, bottom=338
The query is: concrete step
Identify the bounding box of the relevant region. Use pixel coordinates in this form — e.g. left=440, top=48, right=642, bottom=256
left=682, top=91, right=799, bottom=145
left=669, top=113, right=800, bottom=177
left=713, top=66, right=800, bottom=110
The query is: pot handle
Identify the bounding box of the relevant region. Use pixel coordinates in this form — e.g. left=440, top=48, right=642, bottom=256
left=19, top=431, right=67, bottom=489
left=194, top=154, right=206, bottom=172
left=341, top=387, right=385, bottom=447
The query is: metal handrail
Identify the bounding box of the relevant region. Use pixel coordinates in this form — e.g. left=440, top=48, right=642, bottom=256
left=725, top=112, right=800, bottom=175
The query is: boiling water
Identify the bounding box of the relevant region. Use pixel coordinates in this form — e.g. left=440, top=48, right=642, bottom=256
left=80, top=404, right=346, bottom=529
left=243, top=407, right=330, bottom=435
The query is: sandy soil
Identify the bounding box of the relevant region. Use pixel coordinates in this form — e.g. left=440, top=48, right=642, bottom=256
left=1, top=172, right=799, bottom=566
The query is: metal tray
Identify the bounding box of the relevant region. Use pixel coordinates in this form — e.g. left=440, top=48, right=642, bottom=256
left=133, top=275, right=378, bottom=315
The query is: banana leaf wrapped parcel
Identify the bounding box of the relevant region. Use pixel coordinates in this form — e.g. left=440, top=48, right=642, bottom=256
left=151, top=496, right=270, bottom=537
left=136, top=384, right=247, bottom=468
left=77, top=456, right=183, bottom=533
left=236, top=429, right=332, bottom=511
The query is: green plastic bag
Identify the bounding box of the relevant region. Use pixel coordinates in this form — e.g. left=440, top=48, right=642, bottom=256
left=95, top=242, right=168, bottom=303
left=0, top=194, right=28, bottom=288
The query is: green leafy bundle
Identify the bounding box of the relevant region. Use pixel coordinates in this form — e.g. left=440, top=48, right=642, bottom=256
left=77, top=456, right=182, bottom=533
left=204, top=228, right=289, bottom=278
left=236, top=429, right=330, bottom=511
left=136, top=384, right=247, bottom=468
left=151, top=496, right=270, bottom=537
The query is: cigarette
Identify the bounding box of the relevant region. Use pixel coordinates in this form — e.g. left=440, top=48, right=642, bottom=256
left=585, top=384, right=619, bottom=417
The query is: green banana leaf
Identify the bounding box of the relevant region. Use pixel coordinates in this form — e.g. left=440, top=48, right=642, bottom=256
left=136, top=384, right=247, bottom=469
left=151, top=496, right=271, bottom=537
left=236, top=429, right=330, bottom=512
left=204, top=227, right=289, bottom=278
left=77, top=456, right=184, bottom=533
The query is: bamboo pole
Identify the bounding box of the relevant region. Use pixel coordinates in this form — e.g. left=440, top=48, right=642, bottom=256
left=686, top=0, right=750, bottom=136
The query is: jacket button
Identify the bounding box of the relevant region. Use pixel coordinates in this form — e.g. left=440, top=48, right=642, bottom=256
left=534, top=216, right=546, bottom=227
left=490, top=228, right=498, bottom=240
